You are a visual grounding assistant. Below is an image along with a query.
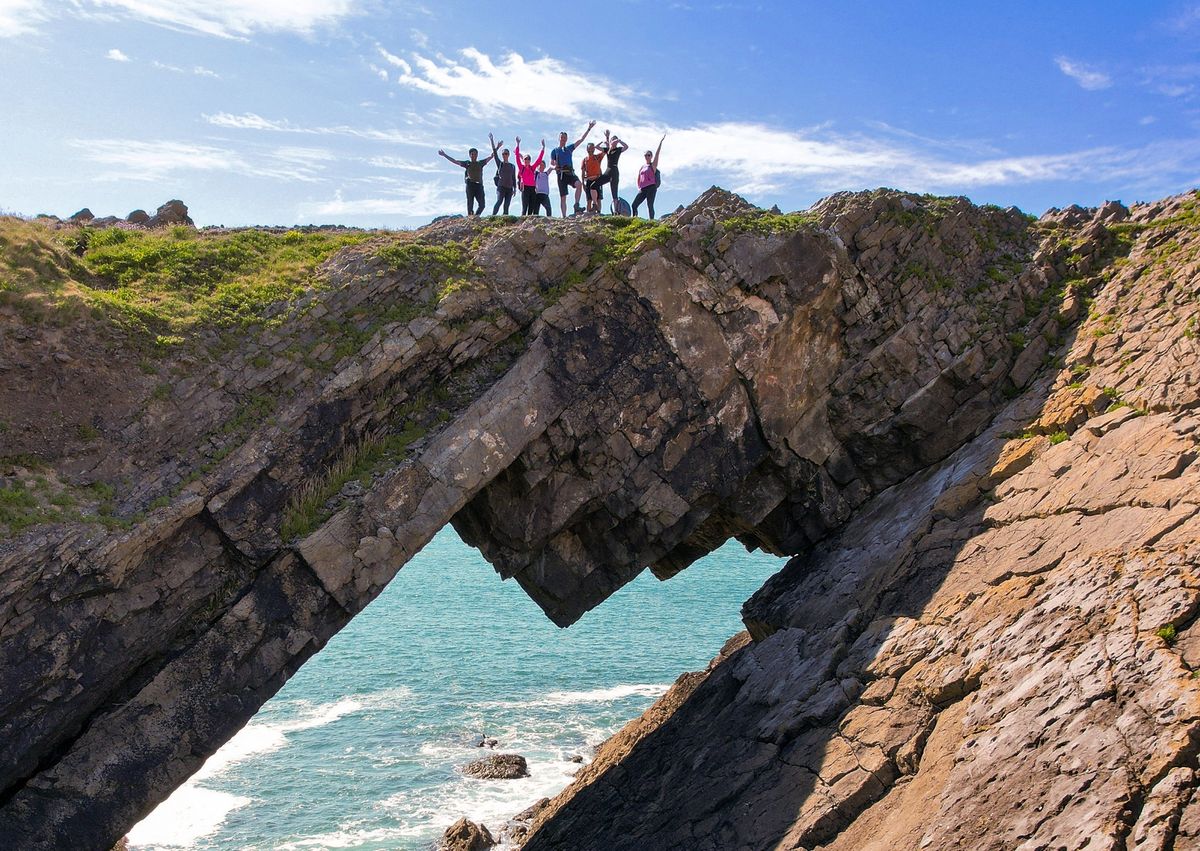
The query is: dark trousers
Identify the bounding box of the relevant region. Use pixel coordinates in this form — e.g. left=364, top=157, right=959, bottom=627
left=599, top=168, right=619, bottom=202
left=632, top=185, right=657, bottom=219
left=535, top=193, right=552, bottom=216
left=520, top=185, right=538, bottom=215
left=492, top=186, right=514, bottom=215
left=466, top=181, right=485, bottom=216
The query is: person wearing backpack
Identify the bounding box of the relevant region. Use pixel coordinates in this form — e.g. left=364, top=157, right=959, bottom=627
left=489, top=133, right=517, bottom=216
left=633, top=134, right=665, bottom=220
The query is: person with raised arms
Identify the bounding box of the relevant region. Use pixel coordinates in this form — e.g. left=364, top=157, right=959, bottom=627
left=489, top=133, right=517, bottom=216
left=550, top=120, right=595, bottom=217
left=596, top=130, right=628, bottom=214
left=437, top=140, right=497, bottom=217
left=580, top=141, right=607, bottom=214
left=513, top=137, right=545, bottom=216
left=632, top=134, right=665, bottom=220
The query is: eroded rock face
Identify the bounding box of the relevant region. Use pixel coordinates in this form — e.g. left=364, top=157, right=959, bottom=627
left=1, top=186, right=1193, bottom=849
left=521, top=191, right=1200, bottom=850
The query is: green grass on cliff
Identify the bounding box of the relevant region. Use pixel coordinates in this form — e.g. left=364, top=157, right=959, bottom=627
left=0, top=219, right=371, bottom=342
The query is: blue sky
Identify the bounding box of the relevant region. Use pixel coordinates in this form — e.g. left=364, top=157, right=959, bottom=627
left=1, top=1, right=1198, bottom=227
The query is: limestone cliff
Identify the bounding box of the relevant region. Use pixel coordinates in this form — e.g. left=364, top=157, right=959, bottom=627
left=0, top=187, right=1196, bottom=849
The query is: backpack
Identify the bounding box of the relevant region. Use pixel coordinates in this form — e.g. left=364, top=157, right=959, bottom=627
left=655, top=168, right=662, bottom=187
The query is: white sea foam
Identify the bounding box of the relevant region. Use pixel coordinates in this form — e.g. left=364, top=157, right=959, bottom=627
left=541, top=683, right=669, bottom=705
left=128, top=691, right=406, bottom=849
left=126, top=787, right=251, bottom=848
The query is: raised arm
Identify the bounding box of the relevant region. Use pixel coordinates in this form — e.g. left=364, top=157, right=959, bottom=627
left=514, top=136, right=522, bottom=163
left=437, top=149, right=466, bottom=168
left=489, top=132, right=503, bottom=160
left=573, top=120, right=596, bottom=149
left=533, top=142, right=545, bottom=169
left=651, top=134, right=665, bottom=169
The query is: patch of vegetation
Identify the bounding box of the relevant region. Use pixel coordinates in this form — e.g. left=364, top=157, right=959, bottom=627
left=1, top=219, right=372, bottom=346
left=1047, top=430, right=1069, bottom=445
left=1157, top=624, right=1178, bottom=646
left=720, top=211, right=821, bottom=236
left=280, top=422, right=426, bottom=541
left=376, top=239, right=479, bottom=277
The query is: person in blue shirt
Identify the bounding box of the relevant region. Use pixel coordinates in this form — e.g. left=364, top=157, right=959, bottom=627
left=549, top=120, right=595, bottom=217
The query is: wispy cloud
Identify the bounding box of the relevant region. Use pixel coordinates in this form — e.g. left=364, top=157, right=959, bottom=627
left=1054, top=56, right=1112, bottom=91
left=391, top=47, right=643, bottom=118
left=613, top=121, right=1200, bottom=197
left=205, top=111, right=420, bottom=143
left=71, top=138, right=332, bottom=182
left=363, top=155, right=440, bottom=173
left=105, top=47, right=130, bottom=62
left=298, top=181, right=462, bottom=219
left=0, top=0, right=48, bottom=37
left=85, top=0, right=356, bottom=38
left=153, top=60, right=220, bottom=78
left=1, top=0, right=357, bottom=39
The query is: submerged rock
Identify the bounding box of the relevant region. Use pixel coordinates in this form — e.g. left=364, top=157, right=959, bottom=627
left=462, top=753, right=529, bottom=780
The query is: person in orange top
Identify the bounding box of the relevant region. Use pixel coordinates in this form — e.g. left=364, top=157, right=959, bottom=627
left=580, top=142, right=607, bottom=214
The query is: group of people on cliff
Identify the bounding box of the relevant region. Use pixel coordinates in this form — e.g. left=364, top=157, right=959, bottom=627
left=437, top=121, right=665, bottom=220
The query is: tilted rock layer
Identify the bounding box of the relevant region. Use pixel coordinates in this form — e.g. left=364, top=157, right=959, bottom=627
left=522, top=191, right=1200, bottom=850
left=0, top=187, right=1197, bottom=849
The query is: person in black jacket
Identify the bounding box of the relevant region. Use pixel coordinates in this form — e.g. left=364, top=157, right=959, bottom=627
left=489, top=133, right=516, bottom=215
left=437, top=142, right=497, bottom=216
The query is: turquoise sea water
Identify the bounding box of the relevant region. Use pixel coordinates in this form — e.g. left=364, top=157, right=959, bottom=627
left=128, top=526, right=782, bottom=850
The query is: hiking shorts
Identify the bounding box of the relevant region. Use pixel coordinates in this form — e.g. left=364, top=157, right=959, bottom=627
left=557, top=169, right=580, bottom=195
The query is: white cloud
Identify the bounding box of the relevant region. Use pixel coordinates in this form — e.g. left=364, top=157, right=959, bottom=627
left=1055, top=56, right=1112, bottom=91
left=611, top=121, right=1200, bottom=197
left=86, top=0, right=356, bottom=38
left=72, top=138, right=332, bottom=182
left=73, top=139, right=247, bottom=181
left=368, top=63, right=388, bottom=82
left=152, top=60, right=220, bottom=78
left=392, top=47, right=643, bottom=118
left=364, top=155, right=440, bottom=172
left=0, top=0, right=48, bottom=37
left=205, top=111, right=420, bottom=143
left=106, top=47, right=130, bottom=62
left=0, top=0, right=356, bottom=38
left=377, top=45, right=410, bottom=74
left=298, top=181, right=461, bottom=219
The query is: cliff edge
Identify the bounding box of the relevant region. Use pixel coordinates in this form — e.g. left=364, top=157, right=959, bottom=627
left=0, top=187, right=1196, bottom=848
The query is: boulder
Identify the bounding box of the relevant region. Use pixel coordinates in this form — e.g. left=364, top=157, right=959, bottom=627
left=91, top=216, right=121, bottom=228
left=462, top=753, right=529, bottom=780
left=146, top=200, right=193, bottom=228
left=126, top=210, right=150, bottom=225
left=439, top=818, right=494, bottom=851
left=69, top=208, right=94, bottom=223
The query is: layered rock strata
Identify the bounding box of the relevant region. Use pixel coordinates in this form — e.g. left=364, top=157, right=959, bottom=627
left=522, top=192, right=1200, bottom=849
left=1, top=187, right=1194, bottom=848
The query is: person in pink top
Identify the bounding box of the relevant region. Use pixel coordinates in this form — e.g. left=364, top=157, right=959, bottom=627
left=513, top=137, right=545, bottom=216
left=633, top=134, right=665, bottom=219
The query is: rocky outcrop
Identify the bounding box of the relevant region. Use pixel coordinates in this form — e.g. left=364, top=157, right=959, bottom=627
left=145, top=199, right=192, bottom=228
left=439, top=817, right=495, bottom=851
left=462, top=753, right=530, bottom=779
left=0, top=185, right=1196, bottom=849
left=521, top=191, right=1200, bottom=849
